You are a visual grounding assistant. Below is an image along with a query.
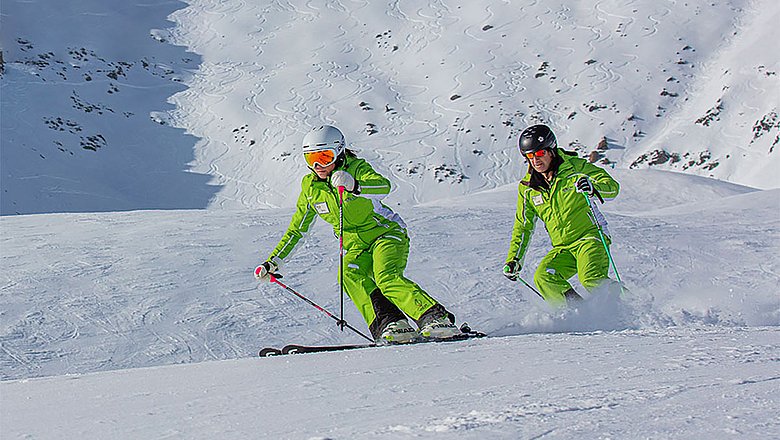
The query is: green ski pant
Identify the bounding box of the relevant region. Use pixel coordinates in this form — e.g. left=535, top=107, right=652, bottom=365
left=534, top=236, right=611, bottom=305
left=341, top=230, right=437, bottom=327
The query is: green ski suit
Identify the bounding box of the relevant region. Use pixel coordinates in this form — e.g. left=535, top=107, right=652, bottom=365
left=268, top=154, right=438, bottom=334
left=507, top=150, right=620, bottom=305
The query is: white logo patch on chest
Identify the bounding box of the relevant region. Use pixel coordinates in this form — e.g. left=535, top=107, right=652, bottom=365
left=314, top=202, right=330, bottom=214
left=532, top=194, right=544, bottom=206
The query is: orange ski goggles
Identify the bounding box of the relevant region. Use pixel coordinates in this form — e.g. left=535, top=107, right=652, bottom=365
left=303, top=148, right=338, bottom=168
left=523, top=149, right=547, bottom=159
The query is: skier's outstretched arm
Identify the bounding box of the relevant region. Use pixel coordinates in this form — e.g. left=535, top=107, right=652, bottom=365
left=506, top=184, right=537, bottom=269
left=267, top=182, right=318, bottom=267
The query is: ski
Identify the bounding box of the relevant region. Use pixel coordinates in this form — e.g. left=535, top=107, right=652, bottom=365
left=282, top=342, right=376, bottom=355
left=259, top=323, right=486, bottom=357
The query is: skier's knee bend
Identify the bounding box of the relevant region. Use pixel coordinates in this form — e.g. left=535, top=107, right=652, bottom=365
left=533, top=268, right=572, bottom=306
left=373, top=269, right=403, bottom=290
left=580, top=277, right=605, bottom=291
left=586, top=278, right=621, bottom=295
left=533, top=265, right=560, bottom=288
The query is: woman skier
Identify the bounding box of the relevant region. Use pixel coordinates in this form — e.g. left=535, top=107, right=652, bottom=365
left=255, top=125, right=460, bottom=343
left=503, top=124, right=621, bottom=305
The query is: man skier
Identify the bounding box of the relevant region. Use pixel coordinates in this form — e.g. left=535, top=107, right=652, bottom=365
left=255, top=125, right=460, bottom=343
left=503, top=124, right=620, bottom=305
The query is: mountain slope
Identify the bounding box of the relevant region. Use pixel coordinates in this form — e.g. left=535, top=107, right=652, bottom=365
left=632, top=1, right=780, bottom=189
left=2, top=2, right=779, bottom=438
left=2, top=0, right=778, bottom=215
left=169, top=0, right=779, bottom=208
left=1, top=0, right=219, bottom=214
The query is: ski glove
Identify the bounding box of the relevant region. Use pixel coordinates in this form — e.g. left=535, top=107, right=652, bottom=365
left=254, top=260, right=279, bottom=280
left=330, top=170, right=357, bottom=193
left=503, top=260, right=521, bottom=281
left=575, top=176, right=595, bottom=195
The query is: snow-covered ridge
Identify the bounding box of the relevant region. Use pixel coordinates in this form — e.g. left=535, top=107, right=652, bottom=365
left=2, top=0, right=778, bottom=215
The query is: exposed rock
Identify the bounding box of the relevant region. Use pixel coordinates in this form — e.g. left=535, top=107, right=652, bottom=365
left=751, top=111, right=779, bottom=152
left=695, top=99, right=723, bottom=126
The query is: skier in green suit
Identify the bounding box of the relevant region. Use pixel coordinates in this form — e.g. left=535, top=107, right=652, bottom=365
left=503, top=124, right=621, bottom=305
left=255, top=125, right=460, bottom=343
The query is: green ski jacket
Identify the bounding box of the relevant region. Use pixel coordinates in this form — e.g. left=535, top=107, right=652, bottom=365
left=507, top=150, right=619, bottom=265
left=269, top=155, right=406, bottom=264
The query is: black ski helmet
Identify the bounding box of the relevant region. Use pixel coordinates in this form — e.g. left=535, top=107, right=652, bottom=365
left=518, top=124, right=557, bottom=154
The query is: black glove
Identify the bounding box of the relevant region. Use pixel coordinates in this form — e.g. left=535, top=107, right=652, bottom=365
left=575, top=176, right=595, bottom=195
left=502, top=260, right=521, bottom=281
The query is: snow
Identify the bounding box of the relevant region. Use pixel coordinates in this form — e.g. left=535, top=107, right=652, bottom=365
left=2, top=178, right=778, bottom=438
left=1, top=0, right=779, bottom=438
left=3, top=328, right=778, bottom=439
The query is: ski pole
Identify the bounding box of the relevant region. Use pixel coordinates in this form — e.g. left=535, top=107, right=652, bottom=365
left=583, top=193, right=624, bottom=291
left=517, top=276, right=544, bottom=299
left=269, top=275, right=374, bottom=342
left=337, top=185, right=346, bottom=332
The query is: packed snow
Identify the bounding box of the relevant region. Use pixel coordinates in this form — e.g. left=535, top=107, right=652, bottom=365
left=2, top=173, right=778, bottom=438
left=1, top=0, right=779, bottom=438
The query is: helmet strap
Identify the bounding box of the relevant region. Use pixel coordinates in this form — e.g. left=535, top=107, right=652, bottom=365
left=334, top=152, right=346, bottom=169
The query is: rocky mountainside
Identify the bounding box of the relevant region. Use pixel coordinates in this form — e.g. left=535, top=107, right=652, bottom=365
left=2, top=0, right=777, bottom=215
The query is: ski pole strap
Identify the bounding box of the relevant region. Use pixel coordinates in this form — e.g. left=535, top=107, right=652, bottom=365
left=594, top=188, right=604, bottom=204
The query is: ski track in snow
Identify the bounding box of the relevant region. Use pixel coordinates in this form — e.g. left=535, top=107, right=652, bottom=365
left=1, top=328, right=778, bottom=439
left=159, top=0, right=779, bottom=213
left=5, top=0, right=776, bottom=215
left=370, top=331, right=779, bottom=438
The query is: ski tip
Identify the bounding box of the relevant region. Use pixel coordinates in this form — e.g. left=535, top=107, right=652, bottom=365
left=259, top=347, right=282, bottom=357
left=458, top=322, right=487, bottom=338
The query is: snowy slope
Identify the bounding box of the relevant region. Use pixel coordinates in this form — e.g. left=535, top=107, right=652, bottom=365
left=1, top=180, right=779, bottom=438
left=632, top=1, right=780, bottom=189
left=132, top=0, right=780, bottom=204
left=1, top=172, right=777, bottom=380
left=3, top=327, right=778, bottom=439
left=2, top=0, right=779, bottom=438
left=2, top=0, right=779, bottom=215
left=2, top=174, right=779, bottom=438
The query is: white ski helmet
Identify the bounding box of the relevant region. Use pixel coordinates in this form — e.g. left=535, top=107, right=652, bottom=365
left=302, top=125, right=345, bottom=155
